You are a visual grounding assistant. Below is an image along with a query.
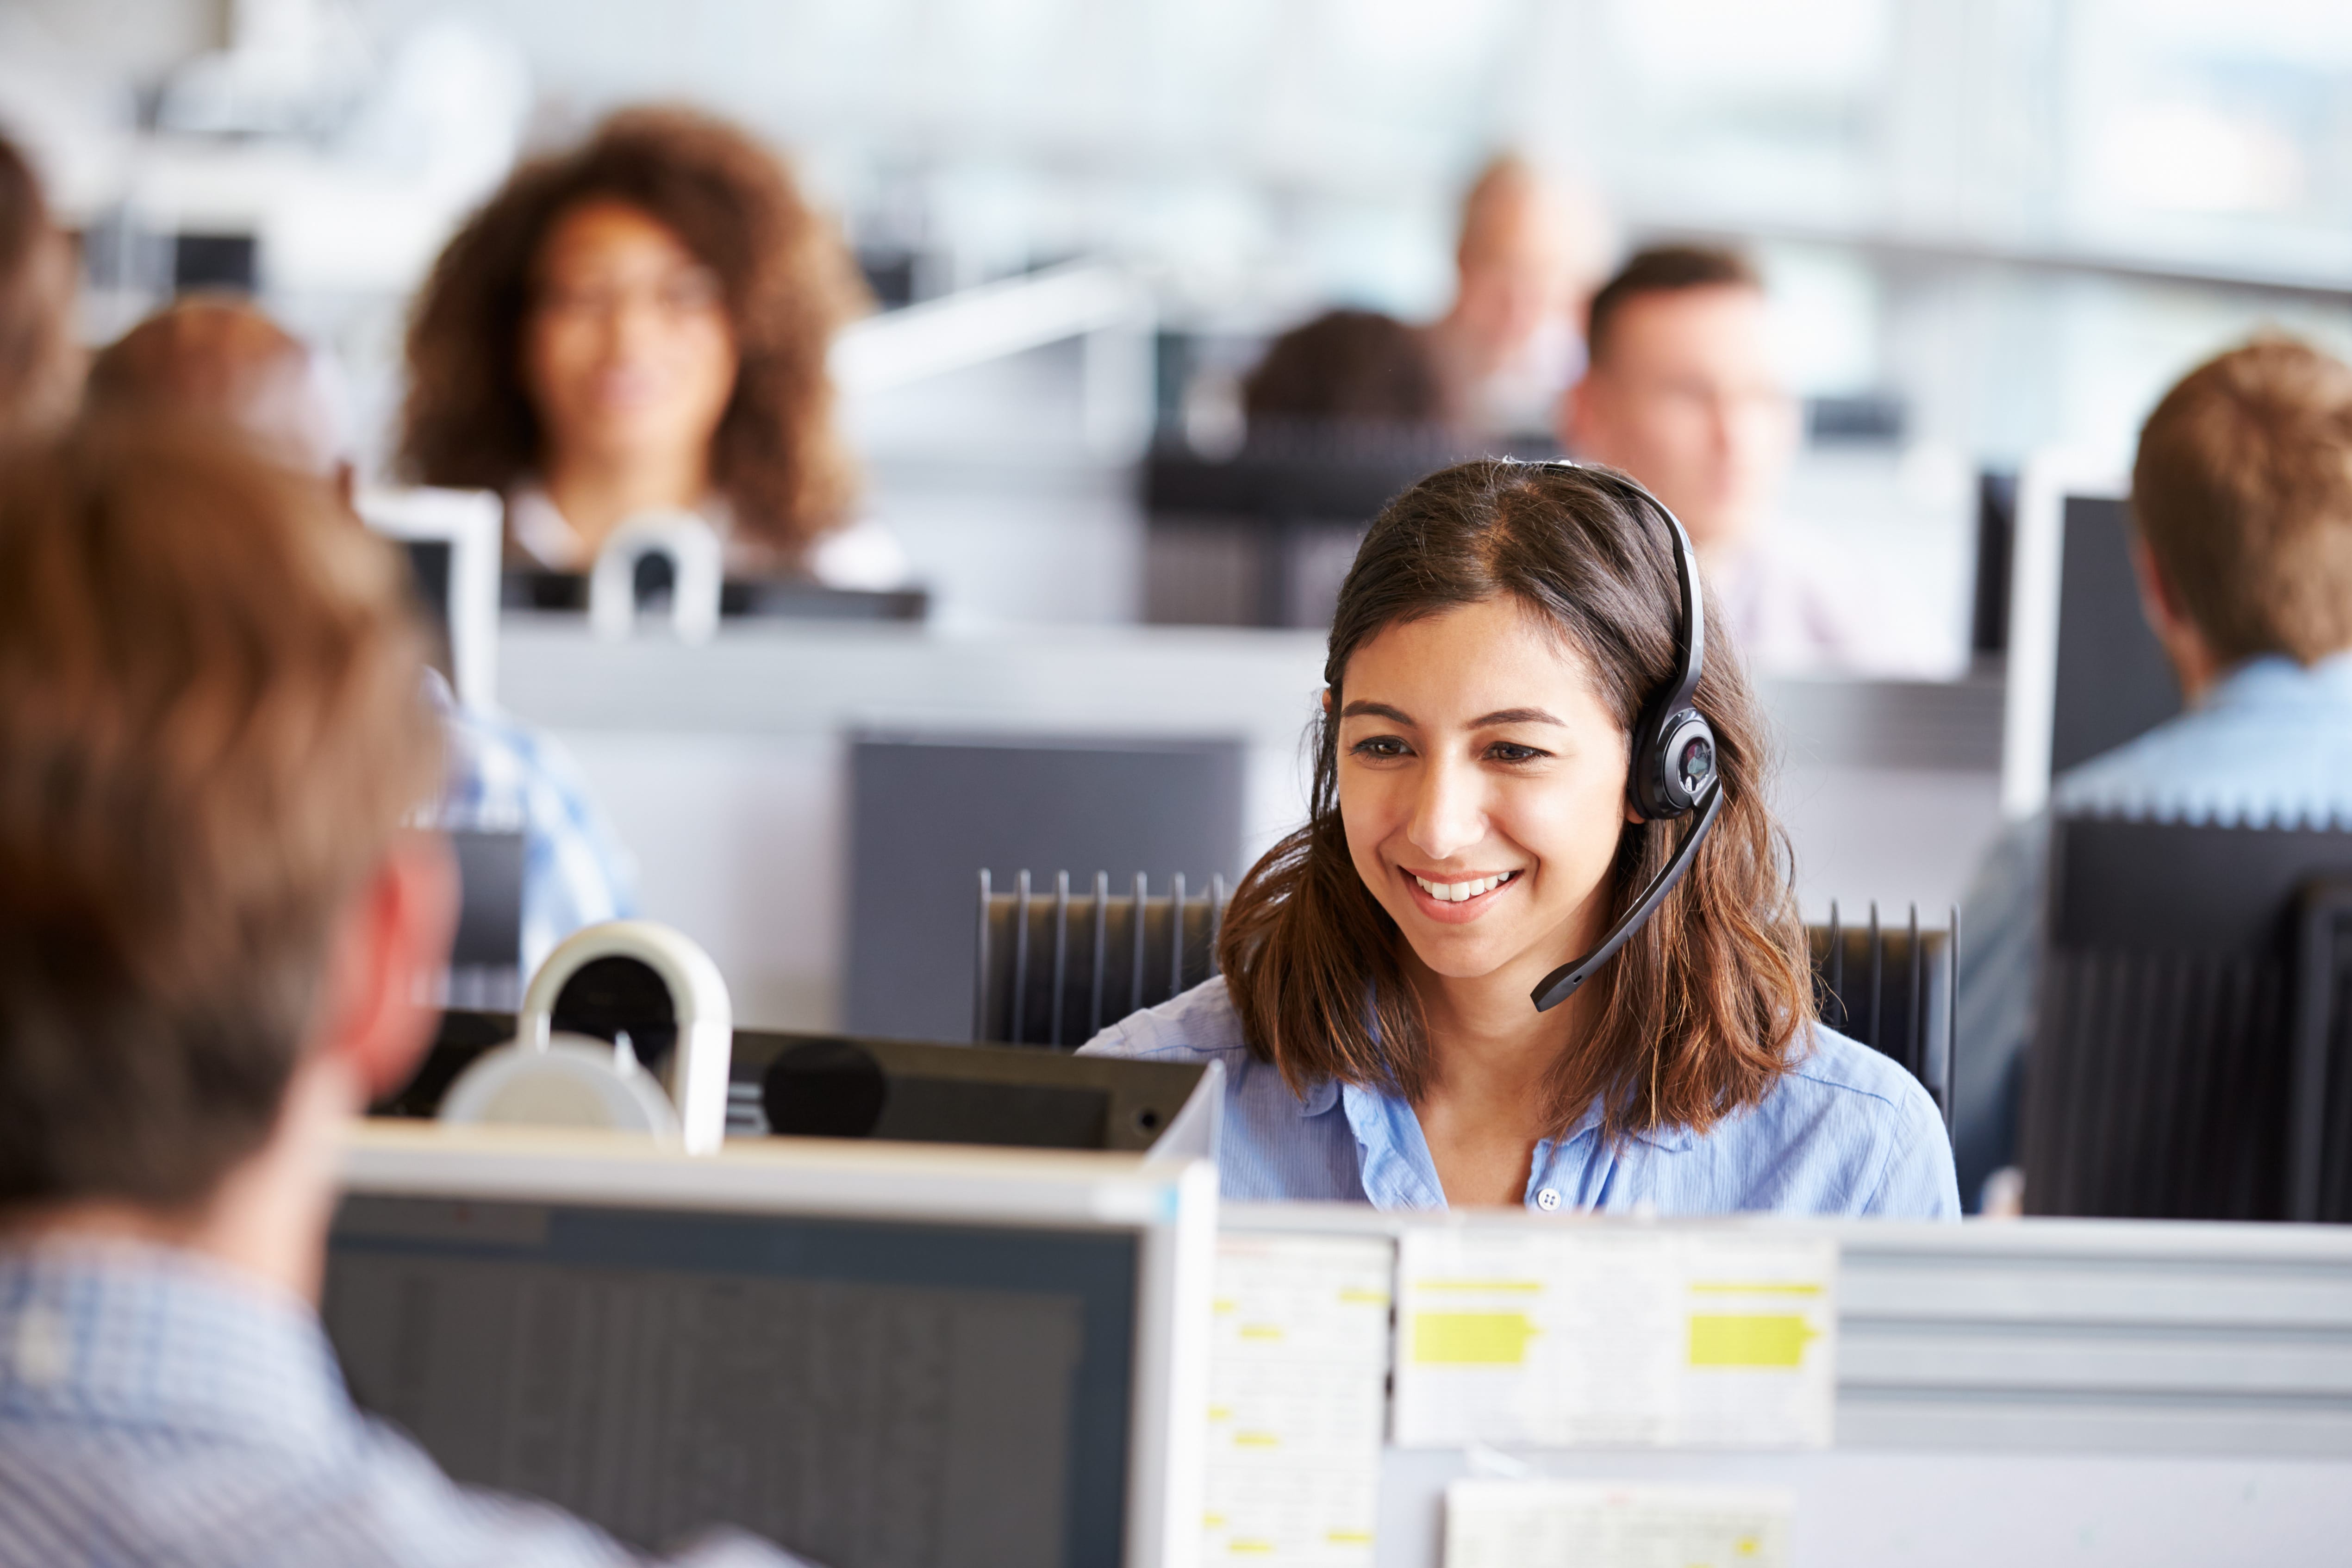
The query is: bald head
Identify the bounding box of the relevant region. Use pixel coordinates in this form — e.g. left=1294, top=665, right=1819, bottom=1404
left=1440, top=155, right=1615, bottom=386
left=88, top=299, right=341, bottom=481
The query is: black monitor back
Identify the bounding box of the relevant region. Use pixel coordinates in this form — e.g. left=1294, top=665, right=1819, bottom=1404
left=446, top=829, right=524, bottom=1010
left=2022, top=815, right=2352, bottom=1221
left=844, top=733, right=1244, bottom=1043
left=2049, top=496, right=2180, bottom=776
left=381, top=1009, right=1208, bottom=1156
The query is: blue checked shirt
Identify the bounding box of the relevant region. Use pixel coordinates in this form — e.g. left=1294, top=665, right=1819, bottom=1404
left=0, top=1241, right=805, bottom=1568
left=1954, top=651, right=2352, bottom=1208
left=1079, top=977, right=1958, bottom=1217
left=426, top=675, right=638, bottom=977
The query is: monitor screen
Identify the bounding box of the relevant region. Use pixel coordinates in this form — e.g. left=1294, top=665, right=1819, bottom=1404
left=324, top=1194, right=1140, bottom=1568
left=402, top=537, right=454, bottom=634
left=2048, top=495, right=2181, bottom=777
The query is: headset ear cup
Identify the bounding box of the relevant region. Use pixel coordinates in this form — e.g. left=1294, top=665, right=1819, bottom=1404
left=1631, top=709, right=1718, bottom=820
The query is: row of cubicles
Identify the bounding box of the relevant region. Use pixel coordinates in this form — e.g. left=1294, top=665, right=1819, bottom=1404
left=353, top=453, right=2352, bottom=1562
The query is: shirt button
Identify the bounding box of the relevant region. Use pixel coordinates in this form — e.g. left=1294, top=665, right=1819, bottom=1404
left=1534, top=1188, right=1562, bottom=1212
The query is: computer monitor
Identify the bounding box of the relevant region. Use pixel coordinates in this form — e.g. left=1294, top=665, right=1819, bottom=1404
left=326, top=1122, right=1214, bottom=1568
left=1999, top=456, right=2180, bottom=816
left=357, top=485, right=504, bottom=710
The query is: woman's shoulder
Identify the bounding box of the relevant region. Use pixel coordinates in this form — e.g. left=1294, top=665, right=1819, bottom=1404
left=1784, top=1022, right=1939, bottom=1111
left=1076, top=976, right=1252, bottom=1065
left=1716, top=1022, right=1959, bottom=1218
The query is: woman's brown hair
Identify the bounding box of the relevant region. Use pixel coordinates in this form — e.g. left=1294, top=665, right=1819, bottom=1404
left=1218, top=460, right=1815, bottom=1141
left=397, top=106, right=867, bottom=560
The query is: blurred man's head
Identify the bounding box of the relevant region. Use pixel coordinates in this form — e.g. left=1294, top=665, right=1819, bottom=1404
left=1564, top=245, right=1798, bottom=554
left=88, top=296, right=345, bottom=491
left=2131, top=338, right=2352, bottom=697
left=0, top=422, right=449, bottom=1272
left=1440, top=154, right=1611, bottom=381
left=0, top=133, right=82, bottom=439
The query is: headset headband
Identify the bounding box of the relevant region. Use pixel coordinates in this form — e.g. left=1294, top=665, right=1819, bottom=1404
left=1529, top=461, right=1722, bottom=1013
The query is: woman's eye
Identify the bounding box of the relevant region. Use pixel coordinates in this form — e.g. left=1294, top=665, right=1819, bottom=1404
left=1351, top=736, right=1410, bottom=759
left=1488, top=742, right=1545, bottom=763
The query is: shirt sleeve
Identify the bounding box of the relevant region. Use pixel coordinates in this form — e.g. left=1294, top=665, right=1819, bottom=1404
left=1953, top=813, right=2047, bottom=1211
left=1860, top=1084, right=1963, bottom=1219
left=505, top=722, right=640, bottom=975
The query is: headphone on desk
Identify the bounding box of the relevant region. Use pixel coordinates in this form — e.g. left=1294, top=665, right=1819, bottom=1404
left=1529, top=464, right=1726, bottom=1014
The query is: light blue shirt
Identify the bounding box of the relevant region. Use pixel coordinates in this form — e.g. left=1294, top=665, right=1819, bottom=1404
left=426, top=673, right=639, bottom=977
left=1079, top=976, right=1958, bottom=1217
left=1954, top=652, right=2352, bottom=1207
left=0, top=1241, right=802, bottom=1568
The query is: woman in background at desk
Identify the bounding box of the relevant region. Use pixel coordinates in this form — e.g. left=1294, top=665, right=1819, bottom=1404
left=1084, top=460, right=1957, bottom=1217
left=399, top=106, right=905, bottom=588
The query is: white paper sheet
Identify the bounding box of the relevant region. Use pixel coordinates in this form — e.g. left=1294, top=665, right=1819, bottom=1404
left=1393, top=1228, right=1835, bottom=1449
left=1445, top=1480, right=1793, bottom=1568
left=1203, top=1232, right=1396, bottom=1564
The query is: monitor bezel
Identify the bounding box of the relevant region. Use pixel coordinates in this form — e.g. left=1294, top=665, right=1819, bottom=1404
left=356, top=485, right=505, bottom=711
left=336, top=1120, right=1214, bottom=1568
left=2000, top=452, right=2129, bottom=820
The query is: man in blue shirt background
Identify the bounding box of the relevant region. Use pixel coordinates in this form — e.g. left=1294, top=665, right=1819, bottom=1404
left=1954, top=338, right=2352, bottom=1210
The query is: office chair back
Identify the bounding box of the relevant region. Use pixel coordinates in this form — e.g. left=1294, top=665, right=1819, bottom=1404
left=974, top=871, right=1229, bottom=1047
left=2021, top=815, right=2352, bottom=1223
left=1810, top=902, right=1956, bottom=1130
left=975, top=869, right=1956, bottom=1126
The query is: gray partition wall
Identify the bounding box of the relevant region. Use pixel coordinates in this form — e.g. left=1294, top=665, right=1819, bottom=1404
left=844, top=731, right=1246, bottom=1042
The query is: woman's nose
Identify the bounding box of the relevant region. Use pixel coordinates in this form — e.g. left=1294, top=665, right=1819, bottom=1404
left=1406, top=755, right=1486, bottom=861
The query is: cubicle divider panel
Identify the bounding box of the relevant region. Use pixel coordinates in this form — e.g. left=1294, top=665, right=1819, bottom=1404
left=1213, top=1204, right=2352, bottom=1568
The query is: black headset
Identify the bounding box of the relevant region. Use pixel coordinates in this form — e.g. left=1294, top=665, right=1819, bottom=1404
left=1529, top=464, right=1725, bottom=1013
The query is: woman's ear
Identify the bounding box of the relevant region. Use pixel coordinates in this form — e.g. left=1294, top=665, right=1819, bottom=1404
left=1321, top=688, right=1333, bottom=715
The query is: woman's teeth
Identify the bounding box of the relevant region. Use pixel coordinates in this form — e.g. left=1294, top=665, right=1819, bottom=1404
left=1413, top=870, right=1517, bottom=903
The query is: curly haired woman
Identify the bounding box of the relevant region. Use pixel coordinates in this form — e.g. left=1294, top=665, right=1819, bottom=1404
left=399, top=107, right=900, bottom=585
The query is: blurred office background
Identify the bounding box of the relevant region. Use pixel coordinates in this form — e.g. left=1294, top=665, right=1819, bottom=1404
left=5, top=0, right=2350, bottom=1026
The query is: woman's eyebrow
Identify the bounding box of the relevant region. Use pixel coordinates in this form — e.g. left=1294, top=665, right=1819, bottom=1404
left=1339, top=700, right=1415, bottom=724
left=1470, top=706, right=1566, bottom=728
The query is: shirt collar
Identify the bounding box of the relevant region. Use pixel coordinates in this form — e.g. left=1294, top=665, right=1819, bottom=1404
left=0, top=1240, right=352, bottom=1453
left=2204, top=649, right=2352, bottom=711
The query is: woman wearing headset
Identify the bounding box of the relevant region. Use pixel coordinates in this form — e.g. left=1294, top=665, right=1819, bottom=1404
left=1082, top=460, right=1958, bottom=1216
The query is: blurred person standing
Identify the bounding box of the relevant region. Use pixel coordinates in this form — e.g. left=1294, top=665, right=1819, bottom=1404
left=1423, top=154, right=1614, bottom=444
left=0, top=132, right=82, bottom=439
left=1563, top=245, right=1881, bottom=674
left=400, top=107, right=904, bottom=589
left=87, top=297, right=638, bottom=977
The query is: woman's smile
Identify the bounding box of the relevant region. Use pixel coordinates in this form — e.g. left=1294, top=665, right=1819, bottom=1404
left=1401, top=865, right=1523, bottom=922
